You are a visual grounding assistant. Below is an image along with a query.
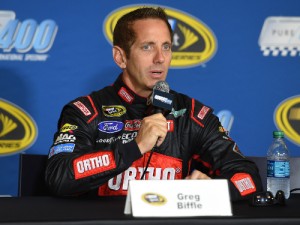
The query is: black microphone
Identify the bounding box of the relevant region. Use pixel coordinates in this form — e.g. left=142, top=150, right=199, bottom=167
left=149, top=80, right=173, bottom=115
left=141, top=81, right=173, bottom=180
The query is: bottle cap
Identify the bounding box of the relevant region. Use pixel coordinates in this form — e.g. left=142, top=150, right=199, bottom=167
left=273, top=130, right=284, bottom=138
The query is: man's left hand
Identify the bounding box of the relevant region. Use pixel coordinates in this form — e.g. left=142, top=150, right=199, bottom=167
left=185, top=170, right=211, bottom=180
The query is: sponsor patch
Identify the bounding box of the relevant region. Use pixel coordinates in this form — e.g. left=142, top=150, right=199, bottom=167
left=167, top=120, right=174, bottom=132
left=170, top=108, right=186, bottom=118
left=73, top=101, right=91, bottom=116
left=98, top=152, right=182, bottom=196
left=98, top=121, right=124, bottom=133
left=96, top=132, right=139, bottom=145
left=197, top=106, right=210, bottom=120
left=124, top=119, right=141, bottom=131
left=118, top=87, right=134, bottom=103
left=219, top=126, right=226, bottom=133
left=73, top=151, right=116, bottom=180
left=48, top=143, right=75, bottom=158
left=102, top=105, right=126, bottom=117
left=96, top=136, right=122, bottom=144
left=230, top=173, right=256, bottom=196
left=121, top=131, right=138, bottom=144
left=54, top=133, right=76, bottom=145
left=60, top=123, right=78, bottom=133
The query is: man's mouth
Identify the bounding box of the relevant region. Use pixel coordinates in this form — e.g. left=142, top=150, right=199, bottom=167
left=151, top=70, right=163, bottom=75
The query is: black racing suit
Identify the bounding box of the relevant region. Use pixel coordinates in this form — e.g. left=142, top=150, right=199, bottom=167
left=45, top=75, right=263, bottom=201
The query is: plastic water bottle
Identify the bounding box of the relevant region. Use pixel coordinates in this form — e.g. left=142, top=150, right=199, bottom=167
left=267, top=131, right=290, bottom=199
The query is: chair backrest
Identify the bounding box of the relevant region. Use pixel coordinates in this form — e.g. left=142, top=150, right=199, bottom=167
left=18, top=154, right=50, bottom=196
left=248, top=156, right=300, bottom=193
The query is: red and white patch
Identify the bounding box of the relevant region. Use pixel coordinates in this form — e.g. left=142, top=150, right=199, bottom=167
left=118, top=87, right=134, bottom=103
left=167, top=120, right=174, bottom=132
left=98, top=152, right=182, bottom=196
left=124, top=119, right=141, bottom=131
left=230, top=173, right=256, bottom=196
left=73, top=101, right=91, bottom=116
left=73, top=151, right=116, bottom=180
left=197, top=106, right=210, bottom=120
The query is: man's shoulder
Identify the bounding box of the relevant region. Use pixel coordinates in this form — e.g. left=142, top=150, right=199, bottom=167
left=63, top=86, right=115, bottom=122
left=172, top=91, right=212, bottom=109
left=172, top=91, right=214, bottom=127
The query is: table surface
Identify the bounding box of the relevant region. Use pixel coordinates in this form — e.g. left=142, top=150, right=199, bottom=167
left=0, top=194, right=299, bottom=225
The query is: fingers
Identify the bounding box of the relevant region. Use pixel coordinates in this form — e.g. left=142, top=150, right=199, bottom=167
left=135, top=113, right=168, bottom=154
left=185, top=170, right=211, bottom=180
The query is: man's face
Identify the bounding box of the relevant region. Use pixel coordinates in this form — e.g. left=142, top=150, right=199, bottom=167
left=122, top=19, right=172, bottom=97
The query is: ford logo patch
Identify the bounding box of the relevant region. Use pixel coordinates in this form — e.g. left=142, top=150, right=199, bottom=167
left=98, top=121, right=124, bottom=133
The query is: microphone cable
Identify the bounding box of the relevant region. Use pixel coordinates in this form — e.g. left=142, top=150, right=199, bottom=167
left=140, top=147, right=157, bottom=180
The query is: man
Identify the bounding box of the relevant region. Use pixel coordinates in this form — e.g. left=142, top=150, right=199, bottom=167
left=45, top=7, right=262, bottom=201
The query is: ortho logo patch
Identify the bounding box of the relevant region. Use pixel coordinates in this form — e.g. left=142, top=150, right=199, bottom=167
left=230, top=173, right=256, bottom=196
left=73, top=151, right=116, bottom=180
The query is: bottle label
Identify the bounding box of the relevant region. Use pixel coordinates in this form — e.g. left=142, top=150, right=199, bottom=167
left=267, top=160, right=290, bottom=178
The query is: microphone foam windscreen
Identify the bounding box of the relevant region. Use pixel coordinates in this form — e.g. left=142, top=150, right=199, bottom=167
left=153, top=81, right=170, bottom=93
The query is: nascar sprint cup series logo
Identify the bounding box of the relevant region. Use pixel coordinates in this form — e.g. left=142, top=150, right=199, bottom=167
left=0, top=98, right=38, bottom=156
left=274, top=95, right=300, bottom=146
left=103, top=5, right=217, bottom=68
left=0, top=10, right=58, bottom=61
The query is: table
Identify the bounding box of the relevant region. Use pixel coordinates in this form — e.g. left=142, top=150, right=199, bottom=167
left=0, top=194, right=299, bottom=225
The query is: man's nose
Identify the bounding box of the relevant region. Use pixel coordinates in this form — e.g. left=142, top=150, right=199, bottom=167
left=153, top=48, right=165, bottom=64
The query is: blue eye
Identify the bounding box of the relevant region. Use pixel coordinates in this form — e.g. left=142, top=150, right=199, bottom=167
left=163, top=44, right=171, bottom=51
left=142, top=45, right=151, bottom=50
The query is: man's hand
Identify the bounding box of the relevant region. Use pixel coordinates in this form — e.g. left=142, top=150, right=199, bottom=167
left=135, top=113, right=167, bottom=154
left=185, top=170, right=211, bottom=180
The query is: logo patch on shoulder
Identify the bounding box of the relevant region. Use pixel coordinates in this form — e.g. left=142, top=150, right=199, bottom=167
left=197, top=106, right=210, bottom=120
left=49, top=143, right=75, bottom=158
left=73, top=101, right=91, bottom=116
left=230, top=173, right=256, bottom=196
left=60, top=123, right=78, bottom=133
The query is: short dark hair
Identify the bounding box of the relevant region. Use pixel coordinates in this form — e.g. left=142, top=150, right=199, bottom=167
left=113, top=7, right=173, bottom=57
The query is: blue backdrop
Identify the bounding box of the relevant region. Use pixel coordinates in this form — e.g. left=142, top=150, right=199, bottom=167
left=1, top=0, right=299, bottom=196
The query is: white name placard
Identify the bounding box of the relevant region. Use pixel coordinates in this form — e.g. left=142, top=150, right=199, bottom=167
left=124, top=179, right=232, bottom=217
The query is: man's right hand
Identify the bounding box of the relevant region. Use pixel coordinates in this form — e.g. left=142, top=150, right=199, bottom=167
left=135, top=113, right=168, bottom=154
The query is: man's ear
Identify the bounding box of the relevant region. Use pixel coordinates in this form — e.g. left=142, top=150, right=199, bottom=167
left=113, top=46, right=127, bottom=69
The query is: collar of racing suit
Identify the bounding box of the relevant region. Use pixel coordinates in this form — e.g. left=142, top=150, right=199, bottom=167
left=112, top=74, right=152, bottom=108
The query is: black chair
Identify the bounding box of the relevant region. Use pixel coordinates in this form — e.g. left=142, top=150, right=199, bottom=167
left=18, top=153, right=50, bottom=196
